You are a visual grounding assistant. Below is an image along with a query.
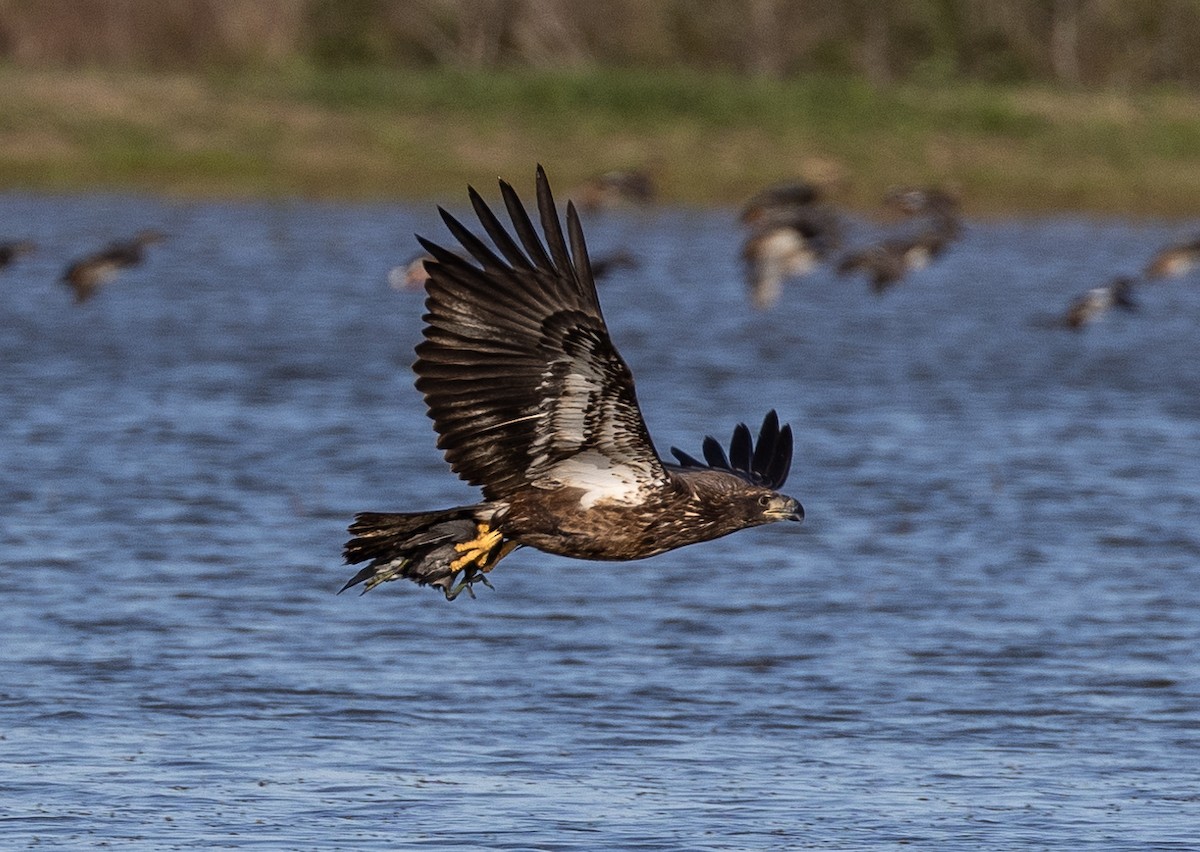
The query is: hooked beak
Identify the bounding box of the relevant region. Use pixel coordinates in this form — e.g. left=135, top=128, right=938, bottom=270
left=767, top=495, right=804, bottom=523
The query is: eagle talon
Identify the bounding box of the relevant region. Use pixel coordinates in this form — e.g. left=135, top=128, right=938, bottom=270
left=442, top=558, right=499, bottom=600
left=443, top=580, right=476, bottom=601
left=450, top=524, right=506, bottom=573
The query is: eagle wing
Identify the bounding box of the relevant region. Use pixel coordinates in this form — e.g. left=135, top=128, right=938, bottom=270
left=413, top=166, right=668, bottom=503
left=668, top=410, right=794, bottom=490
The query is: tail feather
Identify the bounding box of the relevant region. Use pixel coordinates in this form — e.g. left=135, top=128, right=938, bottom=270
left=342, top=506, right=507, bottom=598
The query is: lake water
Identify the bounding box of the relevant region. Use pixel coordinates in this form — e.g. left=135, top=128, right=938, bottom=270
left=3, top=189, right=1199, bottom=849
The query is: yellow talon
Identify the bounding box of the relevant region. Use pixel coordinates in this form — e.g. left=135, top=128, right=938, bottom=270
left=449, top=524, right=506, bottom=573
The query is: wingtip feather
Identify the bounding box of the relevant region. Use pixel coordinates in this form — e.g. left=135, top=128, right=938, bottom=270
left=670, top=446, right=704, bottom=467
left=702, top=435, right=730, bottom=470
left=729, top=423, right=754, bottom=472
left=767, top=424, right=794, bottom=489
left=682, top=412, right=795, bottom=490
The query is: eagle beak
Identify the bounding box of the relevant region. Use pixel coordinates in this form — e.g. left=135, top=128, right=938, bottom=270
left=767, top=496, right=804, bottom=523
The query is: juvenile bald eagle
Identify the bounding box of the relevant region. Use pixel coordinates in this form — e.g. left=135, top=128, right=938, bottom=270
left=343, top=167, right=803, bottom=600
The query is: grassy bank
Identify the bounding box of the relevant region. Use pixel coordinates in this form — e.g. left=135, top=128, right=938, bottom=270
left=3, top=64, right=1200, bottom=215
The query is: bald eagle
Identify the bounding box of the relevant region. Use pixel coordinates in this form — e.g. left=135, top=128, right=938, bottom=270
left=343, top=167, right=803, bottom=600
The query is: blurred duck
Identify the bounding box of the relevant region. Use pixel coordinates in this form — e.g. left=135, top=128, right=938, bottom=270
left=838, top=185, right=961, bottom=294
left=390, top=247, right=639, bottom=292
left=884, top=184, right=961, bottom=218
left=589, top=248, right=640, bottom=279
left=1144, top=236, right=1200, bottom=280
left=571, top=169, right=656, bottom=211
left=739, top=179, right=823, bottom=225
left=62, top=229, right=165, bottom=303
left=837, top=227, right=953, bottom=294
left=742, top=209, right=840, bottom=309
left=884, top=184, right=963, bottom=239
left=0, top=239, right=36, bottom=271
left=389, top=251, right=437, bottom=291
left=1063, top=277, right=1137, bottom=330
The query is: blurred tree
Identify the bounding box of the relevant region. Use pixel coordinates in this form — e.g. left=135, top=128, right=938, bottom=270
left=1050, top=0, right=1083, bottom=85
left=2, top=0, right=1200, bottom=88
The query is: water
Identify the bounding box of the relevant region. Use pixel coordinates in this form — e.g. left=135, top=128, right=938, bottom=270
left=3, top=190, right=1199, bottom=849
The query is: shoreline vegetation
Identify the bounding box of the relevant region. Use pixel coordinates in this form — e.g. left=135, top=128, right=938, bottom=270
left=4, top=63, right=1200, bottom=216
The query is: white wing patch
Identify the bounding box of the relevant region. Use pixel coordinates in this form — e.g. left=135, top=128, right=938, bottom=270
left=525, top=343, right=666, bottom=506
left=529, top=367, right=596, bottom=470
left=536, top=450, right=648, bottom=508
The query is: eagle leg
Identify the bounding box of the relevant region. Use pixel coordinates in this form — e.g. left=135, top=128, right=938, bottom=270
left=443, top=567, right=495, bottom=601
left=342, top=508, right=515, bottom=598
left=449, top=523, right=506, bottom=573
left=442, top=527, right=516, bottom=600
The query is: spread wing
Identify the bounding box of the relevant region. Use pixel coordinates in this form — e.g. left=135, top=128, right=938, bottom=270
left=413, top=166, right=668, bottom=503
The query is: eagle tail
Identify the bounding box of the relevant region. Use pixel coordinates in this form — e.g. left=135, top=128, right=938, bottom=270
left=341, top=506, right=514, bottom=600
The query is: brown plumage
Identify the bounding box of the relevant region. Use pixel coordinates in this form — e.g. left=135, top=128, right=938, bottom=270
left=344, top=166, right=803, bottom=600
left=62, top=229, right=165, bottom=302
left=738, top=179, right=842, bottom=309
left=739, top=180, right=824, bottom=225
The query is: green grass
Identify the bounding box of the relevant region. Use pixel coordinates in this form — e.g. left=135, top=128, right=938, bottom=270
left=4, top=64, right=1200, bottom=214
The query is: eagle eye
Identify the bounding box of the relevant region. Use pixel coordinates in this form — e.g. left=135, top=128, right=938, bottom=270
left=757, top=494, right=772, bottom=507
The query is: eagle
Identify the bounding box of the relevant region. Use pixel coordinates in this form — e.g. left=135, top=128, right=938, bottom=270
left=343, top=166, right=803, bottom=600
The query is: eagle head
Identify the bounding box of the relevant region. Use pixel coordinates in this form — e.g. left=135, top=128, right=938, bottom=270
left=729, top=485, right=804, bottom=528
left=755, top=490, right=805, bottom=524
left=675, top=475, right=804, bottom=540
left=669, top=409, right=804, bottom=532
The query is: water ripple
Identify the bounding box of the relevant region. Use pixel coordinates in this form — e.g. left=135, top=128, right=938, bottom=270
left=2, top=197, right=1199, bottom=847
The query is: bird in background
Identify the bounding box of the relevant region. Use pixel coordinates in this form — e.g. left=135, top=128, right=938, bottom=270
left=1062, top=276, right=1138, bottom=330
left=838, top=184, right=961, bottom=294
left=739, top=180, right=825, bottom=226
left=1144, top=235, right=1200, bottom=280
left=883, top=184, right=962, bottom=236
left=389, top=251, right=440, bottom=291
left=742, top=209, right=841, bottom=309
left=343, top=166, right=802, bottom=601
left=1, top=239, right=36, bottom=272
left=570, top=168, right=656, bottom=212
left=62, top=229, right=165, bottom=303
left=739, top=178, right=842, bottom=309
left=837, top=228, right=954, bottom=294
left=588, top=248, right=640, bottom=280
left=391, top=247, right=638, bottom=291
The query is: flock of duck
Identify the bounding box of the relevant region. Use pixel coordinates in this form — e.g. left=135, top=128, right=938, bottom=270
left=4, top=169, right=1199, bottom=328
left=736, top=176, right=1200, bottom=329
left=739, top=180, right=962, bottom=308
left=418, top=168, right=1198, bottom=329
left=0, top=229, right=165, bottom=303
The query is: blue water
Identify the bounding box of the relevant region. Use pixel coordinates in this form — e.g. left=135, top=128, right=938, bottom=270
left=3, top=190, right=1200, bottom=849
